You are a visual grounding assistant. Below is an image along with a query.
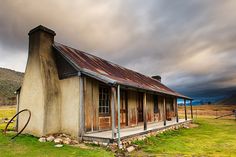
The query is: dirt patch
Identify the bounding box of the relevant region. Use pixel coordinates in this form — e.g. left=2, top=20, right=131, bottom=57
left=72, top=143, right=91, bottom=149
left=189, top=123, right=199, bottom=128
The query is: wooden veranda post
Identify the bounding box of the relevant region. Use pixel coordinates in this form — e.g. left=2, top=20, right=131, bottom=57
left=175, top=98, right=179, bottom=123
left=111, top=87, right=116, bottom=139
left=143, top=92, right=147, bottom=130
left=184, top=99, right=187, bottom=121
left=163, top=97, right=166, bottom=126
left=117, top=85, right=121, bottom=148
left=190, top=100, right=193, bottom=119
left=79, top=77, right=85, bottom=137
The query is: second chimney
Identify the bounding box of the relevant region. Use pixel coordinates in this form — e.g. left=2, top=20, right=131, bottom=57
left=152, top=75, right=161, bottom=82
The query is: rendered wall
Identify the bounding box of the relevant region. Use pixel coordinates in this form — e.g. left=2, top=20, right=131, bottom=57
left=18, top=36, right=45, bottom=135
left=18, top=26, right=61, bottom=136
left=60, top=76, right=80, bottom=138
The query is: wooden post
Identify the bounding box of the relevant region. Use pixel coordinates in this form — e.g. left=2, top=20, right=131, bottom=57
left=175, top=98, right=179, bottom=123
left=190, top=100, right=193, bottom=119
left=163, top=97, right=166, bottom=126
left=143, top=92, right=147, bottom=130
left=117, top=85, right=121, bottom=148
left=111, top=87, right=116, bottom=139
left=79, top=77, right=85, bottom=137
left=184, top=99, right=187, bottom=121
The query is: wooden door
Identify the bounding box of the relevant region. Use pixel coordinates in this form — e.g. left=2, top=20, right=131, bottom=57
left=120, top=90, right=128, bottom=127
left=137, top=92, right=143, bottom=122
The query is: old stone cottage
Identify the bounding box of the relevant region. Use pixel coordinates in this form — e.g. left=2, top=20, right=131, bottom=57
left=18, top=25, right=192, bottom=144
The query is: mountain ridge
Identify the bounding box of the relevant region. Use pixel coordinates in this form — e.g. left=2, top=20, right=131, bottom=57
left=216, top=94, right=236, bottom=106
left=0, top=67, right=24, bottom=98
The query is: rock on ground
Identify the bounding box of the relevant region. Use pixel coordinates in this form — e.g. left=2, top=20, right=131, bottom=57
left=46, top=135, right=55, bottom=142
left=54, top=138, right=63, bottom=144
left=126, top=146, right=135, bottom=152
left=38, top=137, right=46, bottom=142
left=54, top=144, right=63, bottom=148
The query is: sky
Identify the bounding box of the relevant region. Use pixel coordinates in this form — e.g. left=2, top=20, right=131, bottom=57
left=0, top=0, right=236, bottom=102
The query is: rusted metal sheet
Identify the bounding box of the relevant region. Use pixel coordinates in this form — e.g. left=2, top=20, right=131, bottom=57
left=53, top=42, right=191, bottom=100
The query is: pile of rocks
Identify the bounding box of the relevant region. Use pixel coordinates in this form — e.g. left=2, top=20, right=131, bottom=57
left=38, top=133, right=79, bottom=147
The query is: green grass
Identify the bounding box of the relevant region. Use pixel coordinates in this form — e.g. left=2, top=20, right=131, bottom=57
left=0, top=107, right=113, bottom=157
left=0, top=107, right=16, bottom=130
left=0, top=133, right=113, bottom=157
left=1, top=106, right=236, bottom=157
left=132, top=118, right=236, bottom=157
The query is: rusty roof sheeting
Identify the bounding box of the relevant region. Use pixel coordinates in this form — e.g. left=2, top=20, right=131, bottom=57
left=53, top=42, right=192, bottom=100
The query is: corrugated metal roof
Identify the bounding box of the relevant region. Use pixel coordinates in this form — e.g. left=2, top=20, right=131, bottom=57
left=53, top=42, right=192, bottom=100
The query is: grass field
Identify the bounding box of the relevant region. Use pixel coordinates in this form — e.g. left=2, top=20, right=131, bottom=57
left=1, top=105, right=236, bottom=157
left=0, top=105, right=16, bottom=131
left=0, top=134, right=113, bottom=157
left=132, top=117, right=236, bottom=156
left=0, top=106, right=113, bottom=157
left=179, top=105, right=236, bottom=119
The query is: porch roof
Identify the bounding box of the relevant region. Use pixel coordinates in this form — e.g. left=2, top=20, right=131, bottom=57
left=53, top=42, right=192, bottom=100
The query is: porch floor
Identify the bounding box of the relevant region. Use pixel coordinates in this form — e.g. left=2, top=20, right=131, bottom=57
left=83, top=118, right=191, bottom=143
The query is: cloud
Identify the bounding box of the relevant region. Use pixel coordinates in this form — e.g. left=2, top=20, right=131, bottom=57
left=0, top=0, right=236, bottom=100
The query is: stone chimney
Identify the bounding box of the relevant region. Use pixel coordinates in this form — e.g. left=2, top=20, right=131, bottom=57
left=19, top=25, right=61, bottom=136
left=152, top=75, right=161, bottom=82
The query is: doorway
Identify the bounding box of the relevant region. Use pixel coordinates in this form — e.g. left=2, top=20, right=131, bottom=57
left=137, top=92, right=143, bottom=122
left=120, top=90, right=128, bottom=127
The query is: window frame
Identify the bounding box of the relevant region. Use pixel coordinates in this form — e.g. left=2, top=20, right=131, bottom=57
left=99, top=85, right=111, bottom=116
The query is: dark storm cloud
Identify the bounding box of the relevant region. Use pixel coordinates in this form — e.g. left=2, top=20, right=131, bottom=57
left=0, top=0, right=236, bottom=99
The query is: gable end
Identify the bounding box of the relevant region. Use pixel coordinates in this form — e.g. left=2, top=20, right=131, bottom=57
left=54, top=49, right=78, bottom=79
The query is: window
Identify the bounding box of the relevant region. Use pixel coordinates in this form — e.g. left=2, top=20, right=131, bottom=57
left=99, top=86, right=110, bottom=115
left=154, top=95, right=158, bottom=113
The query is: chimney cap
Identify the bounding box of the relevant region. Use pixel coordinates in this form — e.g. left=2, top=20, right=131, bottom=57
left=152, top=75, right=161, bottom=82
left=28, top=25, right=56, bottom=36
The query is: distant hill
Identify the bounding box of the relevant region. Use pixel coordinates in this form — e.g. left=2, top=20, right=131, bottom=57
left=0, top=68, right=24, bottom=103
left=216, top=94, right=236, bottom=106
